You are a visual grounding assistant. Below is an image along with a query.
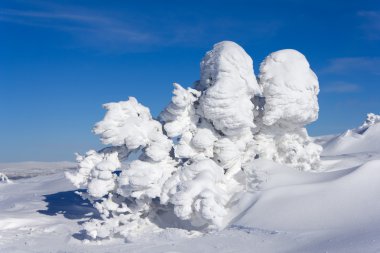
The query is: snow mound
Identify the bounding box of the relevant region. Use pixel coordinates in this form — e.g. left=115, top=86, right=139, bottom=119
left=234, top=159, right=380, bottom=232
left=323, top=113, right=380, bottom=155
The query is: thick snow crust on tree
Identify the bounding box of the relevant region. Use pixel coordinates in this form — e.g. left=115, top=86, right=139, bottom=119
left=66, top=41, right=322, bottom=240
left=198, top=41, right=262, bottom=136
left=254, top=49, right=322, bottom=171
left=355, top=113, right=380, bottom=134
left=259, top=49, right=319, bottom=128
left=0, top=172, right=11, bottom=183
left=253, top=128, right=322, bottom=171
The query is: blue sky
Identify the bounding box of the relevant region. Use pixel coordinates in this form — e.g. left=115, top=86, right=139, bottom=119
left=1, top=0, right=379, bottom=162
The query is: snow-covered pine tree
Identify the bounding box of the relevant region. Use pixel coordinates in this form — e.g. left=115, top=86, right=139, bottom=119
left=66, top=41, right=322, bottom=240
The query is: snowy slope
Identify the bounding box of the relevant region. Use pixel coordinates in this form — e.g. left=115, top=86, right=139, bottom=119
left=1, top=130, right=380, bottom=252
left=235, top=159, right=380, bottom=235
left=0, top=158, right=377, bottom=252
left=323, top=113, right=380, bottom=156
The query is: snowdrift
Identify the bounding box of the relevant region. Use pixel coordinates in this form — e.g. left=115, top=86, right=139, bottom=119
left=234, top=159, right=380, bottom=232
left=323, top=113, right=380, bottom=155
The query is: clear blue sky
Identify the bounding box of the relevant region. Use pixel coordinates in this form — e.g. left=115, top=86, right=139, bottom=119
left=1, top=0, right=379, bottom=162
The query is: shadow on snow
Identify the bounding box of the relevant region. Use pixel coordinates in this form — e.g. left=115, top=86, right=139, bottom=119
left=38, top=190, right=100, bottom=220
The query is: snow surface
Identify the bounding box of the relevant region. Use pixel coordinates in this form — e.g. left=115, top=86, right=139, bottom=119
left=0, top=161, right=76, bottom=180
left=1, top=117, right=380, bottom=252
left=323, top=113, right=380, bottom=155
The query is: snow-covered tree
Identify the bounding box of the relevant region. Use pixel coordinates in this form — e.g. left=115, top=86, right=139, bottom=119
left=0, top=173, right=11, bottom=183
left=356, top=113, right=380, bottom=134
left=66, top=41, right=322, bottom=240
left=158, top=42, right=264, bottom=229
left=254, top=49, right=322, bottom=171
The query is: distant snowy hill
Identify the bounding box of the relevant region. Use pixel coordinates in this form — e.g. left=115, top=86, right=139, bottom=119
left=322, top=113, right=380, bottom=155
left=0, top=161, right=76, bottom=170
left=0, top=161, right=76, bottom=180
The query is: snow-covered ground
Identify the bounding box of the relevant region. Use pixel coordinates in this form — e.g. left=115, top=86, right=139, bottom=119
left=1, top=116, right=380, bottom=253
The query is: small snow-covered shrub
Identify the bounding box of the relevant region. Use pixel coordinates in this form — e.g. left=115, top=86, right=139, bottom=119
left=66, top=41, right=322, bottom=240
left=355, top=113, right=380, bottom=134
left=0, top=173, right=11, bottom=183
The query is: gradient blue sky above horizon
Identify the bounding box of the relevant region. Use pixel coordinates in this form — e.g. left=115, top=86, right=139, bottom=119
left=1, top=0, right=379, bottom=162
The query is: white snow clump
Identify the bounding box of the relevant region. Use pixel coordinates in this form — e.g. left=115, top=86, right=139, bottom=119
left=0, top=173, right=11, bottom=183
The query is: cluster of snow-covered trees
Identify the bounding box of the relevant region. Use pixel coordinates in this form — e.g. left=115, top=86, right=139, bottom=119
left=66, top=41, right=322, bottom=240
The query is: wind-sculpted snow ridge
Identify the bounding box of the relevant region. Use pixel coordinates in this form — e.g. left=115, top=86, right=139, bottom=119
left=66, top=41, right=322, bottom=241
left=323, top=113, right=380, bottom=156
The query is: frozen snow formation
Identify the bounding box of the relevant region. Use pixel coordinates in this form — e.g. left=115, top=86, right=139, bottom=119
left=259, top=49, right=319, bottom=127
left=254, top=49, right=322, bottom=171
left=67, top=98, right=177, bottom=240
left=355, top=113, right=380, bottom=134
left=197, top=41, right=262, bottom=136
left=67, top=41, right=322, bottom=240
left=323, top=113, right=380, bottom=155
left=0, top=173, right=11, bottom=183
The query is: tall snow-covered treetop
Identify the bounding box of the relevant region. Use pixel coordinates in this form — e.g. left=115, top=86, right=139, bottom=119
left=252, top=49, right=322, bottom=171
left=198, top=41, right=262, bottom=136
left=259, top=49, right=320, bottom=128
